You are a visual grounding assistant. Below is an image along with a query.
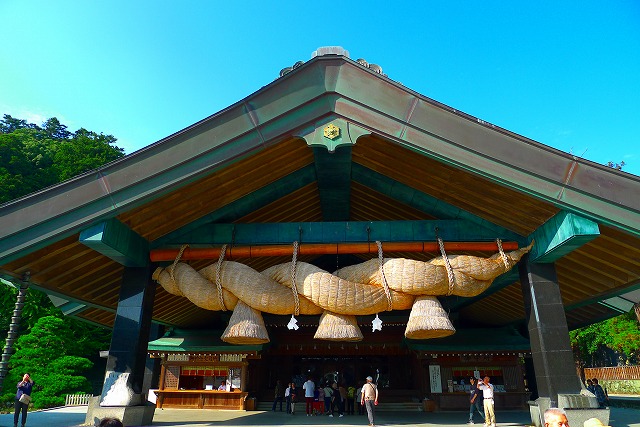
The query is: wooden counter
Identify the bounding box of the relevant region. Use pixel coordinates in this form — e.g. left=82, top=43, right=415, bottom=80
left=432, top=392, right=530, bottom=410
left=155, top=390, right=248, bottom=410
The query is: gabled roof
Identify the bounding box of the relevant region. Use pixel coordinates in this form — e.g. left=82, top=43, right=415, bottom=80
left=1, top=52, right=639, bottom=331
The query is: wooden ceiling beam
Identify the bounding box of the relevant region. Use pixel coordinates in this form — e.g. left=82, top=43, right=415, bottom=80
left=151, top=239, right=519, bottom=262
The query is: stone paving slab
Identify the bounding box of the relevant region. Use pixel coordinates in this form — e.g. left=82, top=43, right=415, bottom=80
left=1, top=406, right=639, bottom=427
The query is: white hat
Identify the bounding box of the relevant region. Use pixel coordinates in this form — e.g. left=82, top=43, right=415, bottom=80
left=584, top=418, right=610, bottom=427
left=366, top=376, right=373, bottom=381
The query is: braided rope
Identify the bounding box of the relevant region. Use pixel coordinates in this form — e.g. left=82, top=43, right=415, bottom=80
left=376, top=241, right=393, bottom=311
left=438, top=238, right=456, bottom=296
left=291, top=241, right=300, bottom=316
left=215, top=244, right=228, bottom=311
left=170, top=244, right=189, bottom=282
left=496, top=238, right=511, bottom=270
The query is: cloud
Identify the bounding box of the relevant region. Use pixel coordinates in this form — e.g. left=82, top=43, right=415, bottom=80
left=0, top=104, right=73, bottom=128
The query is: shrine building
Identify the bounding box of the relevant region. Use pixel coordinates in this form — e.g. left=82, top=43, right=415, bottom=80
left=1, top=47, right=639, bottom=425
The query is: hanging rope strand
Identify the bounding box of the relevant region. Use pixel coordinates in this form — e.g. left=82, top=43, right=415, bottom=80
left=215, top=244, right=228, bottom=311
left=496, top=238, right=511, bottom=270
left=290, top=241, right=300, bottom=316
left=170, top=244, right=189, bottom=282
left=376, top=241, right=393, bottom=311
left=438, top=238, right=456, bottom=296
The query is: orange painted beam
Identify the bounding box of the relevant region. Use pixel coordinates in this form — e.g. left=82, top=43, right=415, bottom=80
left=150, top=241, right=519, bottom=262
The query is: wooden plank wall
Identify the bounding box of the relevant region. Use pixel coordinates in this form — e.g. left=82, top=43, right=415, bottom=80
left=584, top=366, right=640, bottom=380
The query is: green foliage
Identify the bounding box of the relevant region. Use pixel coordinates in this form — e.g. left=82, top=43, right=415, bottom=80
left=1, top=113, right=120, bottom=408
left=0, top=284, right=59, bottom=342
left=600, top=379, right=640, bottom=396
left=570, top=310, right=640, bottom=367
left=1, top=316, right=96, bottom=409
left=0, top=114, right=124, bottom=204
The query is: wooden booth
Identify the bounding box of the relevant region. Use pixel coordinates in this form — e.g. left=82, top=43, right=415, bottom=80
left=408, top=327, right=532, bottom=411
left=148, top=330, right=264, bottom=410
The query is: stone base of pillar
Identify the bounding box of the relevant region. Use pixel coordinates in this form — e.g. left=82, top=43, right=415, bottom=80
left=85, top=396, right=155, bottom=426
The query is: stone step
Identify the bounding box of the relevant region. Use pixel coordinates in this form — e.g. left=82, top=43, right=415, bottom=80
left=256, top=401, right=423, bottom=412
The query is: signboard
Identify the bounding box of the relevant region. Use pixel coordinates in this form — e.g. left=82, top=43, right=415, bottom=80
left=429, top=365, right=442, bottom=393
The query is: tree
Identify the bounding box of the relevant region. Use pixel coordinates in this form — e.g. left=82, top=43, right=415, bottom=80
left=1, top=316, right=95, bottom=408
left=0, top=114, right=124, bottom=204
left=570, top=310, right=640, bottom=370
left=1, top=114, right=121, bottom=407
left=0, top=283, right=59, bottom=342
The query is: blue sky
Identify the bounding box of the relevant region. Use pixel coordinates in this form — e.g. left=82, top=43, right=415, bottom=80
left=1, top=1, right=639, bottom=175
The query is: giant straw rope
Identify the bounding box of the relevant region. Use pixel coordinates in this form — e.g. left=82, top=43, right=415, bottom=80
left=152, top=241, right=534, bottom=343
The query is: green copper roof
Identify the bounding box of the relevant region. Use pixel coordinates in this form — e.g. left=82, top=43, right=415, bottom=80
left=148, top=329, right=266, bottom=352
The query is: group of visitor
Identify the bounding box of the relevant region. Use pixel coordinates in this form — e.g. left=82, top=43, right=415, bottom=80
left=11, top=369, right=613, bottom=427
left=585, top=378, right=609, bottom=408
left=273, top=375, right=379, bottom=426
left=467, top=376, right=495, bottom=426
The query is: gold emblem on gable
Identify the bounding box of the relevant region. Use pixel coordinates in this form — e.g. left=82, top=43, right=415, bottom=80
left=323, top=124, right=340, bottom=140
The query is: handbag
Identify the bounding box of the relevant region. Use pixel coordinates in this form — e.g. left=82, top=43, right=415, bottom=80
left=19, top=394, right=31, bottom=404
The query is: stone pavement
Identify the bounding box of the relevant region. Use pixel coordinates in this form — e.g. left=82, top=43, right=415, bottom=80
left=1, top=406, right=639, bottom=427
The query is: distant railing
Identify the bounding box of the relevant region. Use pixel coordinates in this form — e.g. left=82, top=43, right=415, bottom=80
left=65, top=393, right=93, bottom=406
left=584, top=366, right=640, bottom=380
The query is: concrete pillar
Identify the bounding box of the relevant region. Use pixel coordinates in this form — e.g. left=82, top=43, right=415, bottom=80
left=86, top=266, right=156, bottom=426
left=100, top=266, right=155, bottom=405
left=519, top=256, right=582, bottom=406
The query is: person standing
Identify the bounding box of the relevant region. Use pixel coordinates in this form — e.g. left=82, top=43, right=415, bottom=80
left=302, top=376, right=316, bottom=416
left=356, top=382, right=364, bottom=415
left=271, top=380, right=284, bottom=412
left=586, top=379, right=595, bottom=394
left=360, top=375, right=378, bottom=427
left=323, top=382, right=333, bottom=415
left=478, top=376, right=495, bottom=427
left=468, top=377, right=485, bottom=424
left=329, top=382, right=344, bottom=417
left=14, top=373, right=33, bottom=427
left=347, top=384, right=356, bottom=415
left=591, top=379, right=608, bottom=408
left=285, top=382, right=292, bottom=414
left=338, top=383, right=347, bottom=417
left=290, top=383, right=298, bottom=415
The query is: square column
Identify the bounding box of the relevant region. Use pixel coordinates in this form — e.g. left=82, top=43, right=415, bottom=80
left=519, top=256, right=581, bottom=406
left=101, top=266, right=155, bottom=405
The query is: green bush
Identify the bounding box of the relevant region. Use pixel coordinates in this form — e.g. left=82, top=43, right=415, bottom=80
left=1, top=316, right=94, bottom=409
left=601, top=379, right=640, bottom=395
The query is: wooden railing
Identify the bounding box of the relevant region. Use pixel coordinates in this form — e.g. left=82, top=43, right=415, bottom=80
left=65, top=393, right=93, bottom=406
left=584, top=366, right=640, bottom=380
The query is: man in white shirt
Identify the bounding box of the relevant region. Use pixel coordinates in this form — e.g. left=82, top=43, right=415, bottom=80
left=478, top=376, right=495, bottom=427
left=302, top=376, right=316, bottom=416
